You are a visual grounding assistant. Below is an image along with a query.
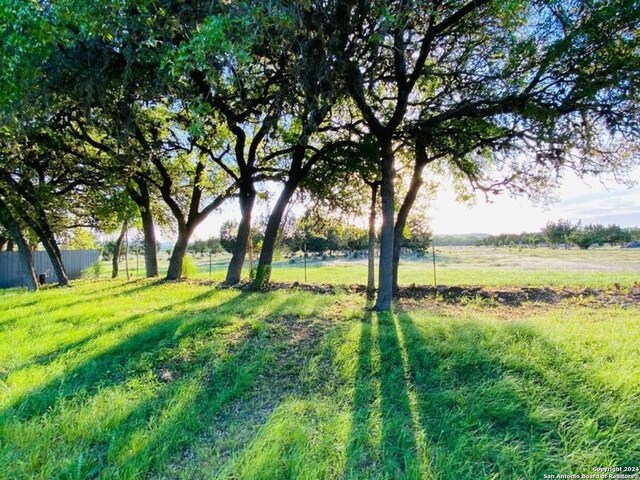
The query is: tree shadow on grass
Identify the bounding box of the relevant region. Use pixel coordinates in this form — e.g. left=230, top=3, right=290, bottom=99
left=222, top=304, right=433, bottom=480
left=0, top=313, right=146, bottom=380
left=344, top=310, right=430, bottom=480
left=343, top=311, right=377, bottom=477
left=1, top=287, right=303, bottom=392
left=5, top=293, right=636, bottom=479
left=395, top=312, right=639, bottom=479
left=1, top=311, right=185, bottom=420
left=0, top=296, right=38, bottom=315
left=158, top=301, right=347, bottom=480
left=144, top=301, right=636, bottom=480
left=0, top=288, right=250, bottom=382
left=1, top=290, right=322, bottom=478
left=0, top=280, right=167, bottom=328
left=96, top=291, right=344, bottom=479
left=92, top=324, right=269, bottom=479
left=33, top=279, right=174, bottom=313
left=0, top=290, right=291, bottom=419
left=216, top=302, right=431, bottom=480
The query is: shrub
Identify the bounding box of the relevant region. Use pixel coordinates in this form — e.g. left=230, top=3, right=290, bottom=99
left=81, top=261, right=103, bottom=279
left=181, top=255, right=198, bottom=278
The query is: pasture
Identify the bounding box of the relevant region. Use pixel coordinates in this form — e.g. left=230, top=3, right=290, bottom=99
left=1, top=248, right=639, bottom=479
left=114, top=246, right=640, bottom=288
left=3, top=1, right=639, bottom=477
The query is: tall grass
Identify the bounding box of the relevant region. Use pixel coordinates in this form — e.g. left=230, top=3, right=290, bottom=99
left=0, top=280, right=638, bottom=478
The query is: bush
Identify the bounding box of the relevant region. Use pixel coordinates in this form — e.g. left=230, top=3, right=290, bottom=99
left=181, top=255, right=198, bottom=278
left=81, top=261, right=103, bottom=279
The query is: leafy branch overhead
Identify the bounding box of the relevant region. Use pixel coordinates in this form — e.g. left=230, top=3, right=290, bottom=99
left=0, top=0, right=638, bottom=308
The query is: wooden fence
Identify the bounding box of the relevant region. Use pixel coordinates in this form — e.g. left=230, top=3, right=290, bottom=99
left=0, top=250, right=99, bottom=288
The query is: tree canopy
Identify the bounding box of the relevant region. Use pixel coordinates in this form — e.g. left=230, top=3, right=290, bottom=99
left=1, top=0, right=639, bottom=308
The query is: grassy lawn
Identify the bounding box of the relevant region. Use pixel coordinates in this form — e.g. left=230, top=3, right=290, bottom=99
left=114, top=246, right=640, bottom=288
left=1, top=279, right=638, bottom=479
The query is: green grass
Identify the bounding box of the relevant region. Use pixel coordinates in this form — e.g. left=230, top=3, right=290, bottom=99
left=1, top=280, right=638, bottom=479
left=111, top=246, right=640, bottom=288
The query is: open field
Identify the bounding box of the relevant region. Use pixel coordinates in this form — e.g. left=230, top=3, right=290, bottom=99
left=110, top=246, right=640, bottom=288
left=1, top=279, right=639, bottom=479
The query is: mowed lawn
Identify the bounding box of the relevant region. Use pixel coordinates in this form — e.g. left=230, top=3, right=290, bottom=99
left=0, top=279, right=639, bottom=479
left=122, top=246, right=640, bottom=287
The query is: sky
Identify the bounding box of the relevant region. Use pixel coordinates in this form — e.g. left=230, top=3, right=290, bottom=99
left=428, top=167, right=640, bottom=235
left=188, top=166, right=640, bottom=240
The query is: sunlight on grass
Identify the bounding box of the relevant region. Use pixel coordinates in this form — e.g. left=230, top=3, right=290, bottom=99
left=392, top=314, right=431, bottom=479
left=0, top=279, right=638, bottom=479
left=102, top=246, right=640, bottom=288
left=220, top=399, right=350, bottom=480
left=270, top=246, right=640, bottom=287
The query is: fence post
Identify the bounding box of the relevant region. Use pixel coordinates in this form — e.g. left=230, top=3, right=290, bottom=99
left=432, top=241, right=437, bottom=289
left=124, top=230, right=130, bottom=281
left=304, top=242, right=307, bottom=283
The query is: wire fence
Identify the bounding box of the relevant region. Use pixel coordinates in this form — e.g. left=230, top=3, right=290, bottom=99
left=104, top=245, right=640, bottom=289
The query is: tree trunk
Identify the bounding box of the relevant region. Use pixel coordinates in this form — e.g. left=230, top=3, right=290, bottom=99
left=0, top=188, right=68, bottom=285
left=112, top=221, right=127, bottom=278
left=17, top=211, right=68, bottom=285
left=38, top=222, right=69, bottom=287
left=367, top=182, right=379, bottom=298
left=6, top=239, right=15, bottom=251
left=140, top=205, right=159, bottom=277
left=0, top=202, right=38, bottom=291
left=375, top=139, right=395, bottom=311
left=253, top=180, right=298, bottom=288
left=225, top=188, right=256, bottom=284
left=392, top=160, right=427, bottom=295
left=0, top=236, right=8, bottom=251
left=16, top=236, right=38, bottom=291
left=166, top=227, right=193, bottom=280
left=129, top=178, right=159, bottom=277
left=124, top=229, right=130, bottom=280
left=247, top=235, right=254, bottom=280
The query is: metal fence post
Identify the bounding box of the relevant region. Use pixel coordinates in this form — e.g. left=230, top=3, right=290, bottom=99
left=432, top=241, right=437, bottom=289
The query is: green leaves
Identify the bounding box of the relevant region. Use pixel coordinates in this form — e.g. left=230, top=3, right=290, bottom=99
left=172, top=15, right=230, bottom=76
left=0, top=0, right=56, bottom=114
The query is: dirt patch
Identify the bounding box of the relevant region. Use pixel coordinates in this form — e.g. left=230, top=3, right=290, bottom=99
left=158, top=313, right=336, bottom=477
left=227, top=280, right=640, bottom=308
left=398, top=283, right=640, bottom=307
